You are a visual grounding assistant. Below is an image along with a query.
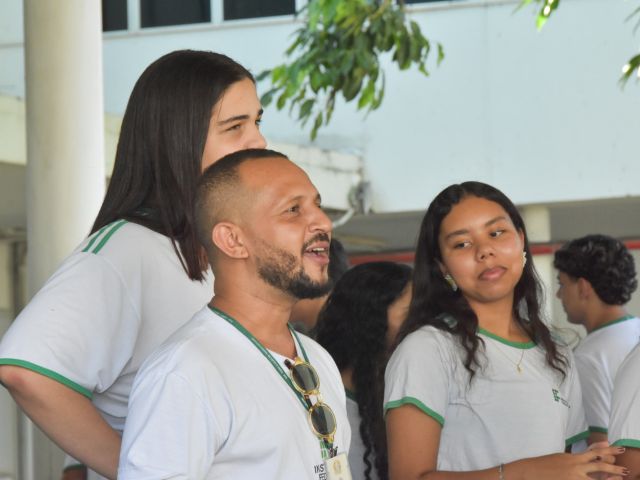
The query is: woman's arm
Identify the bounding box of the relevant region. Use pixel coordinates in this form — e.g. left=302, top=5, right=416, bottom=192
left=386, top=404, right=627, bottom=480
left=0, top=366, right=121, bottom=480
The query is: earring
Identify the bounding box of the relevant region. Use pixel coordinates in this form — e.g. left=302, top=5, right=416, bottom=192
left=444, top=273, right=458, bottom=292
left=522, top=251, right=527, bottom=268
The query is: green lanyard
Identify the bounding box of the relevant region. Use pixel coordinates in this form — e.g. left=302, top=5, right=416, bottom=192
left=210, top=306, right=311, bottom=411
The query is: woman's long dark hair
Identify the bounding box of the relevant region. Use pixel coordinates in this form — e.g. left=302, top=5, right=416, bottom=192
left=92, top=50, right=254, bottom=281
left=399, top=181, right=567, bottom=381
left=315, top=262, right=412, bottom=480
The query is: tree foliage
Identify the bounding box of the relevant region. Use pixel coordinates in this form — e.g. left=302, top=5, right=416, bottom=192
left=257, top=0, right=443, bottom=140
left=521, top=0, right=640, bottom=85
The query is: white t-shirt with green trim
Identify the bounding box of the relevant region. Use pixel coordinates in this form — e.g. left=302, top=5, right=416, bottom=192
left=384, top=325, right=588, bottom=472
left=610, top=342, right=640, bottom=449
left=574, top=315, right=640, bottom=435
left=0, top=221, right=213, bottom=479
left=118, top=307, right=351, bottom=480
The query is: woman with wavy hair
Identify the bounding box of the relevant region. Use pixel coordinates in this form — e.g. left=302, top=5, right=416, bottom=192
left=315, top=261, right=412, bottom=480
left=384, top=182, right=627, bottom=480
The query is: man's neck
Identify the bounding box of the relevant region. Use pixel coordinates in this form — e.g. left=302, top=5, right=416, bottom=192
left=585, top=305, right=630, bottom=333
left=210, top=287, right=297, bottom=358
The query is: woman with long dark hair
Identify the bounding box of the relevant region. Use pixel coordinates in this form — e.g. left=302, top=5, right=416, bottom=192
left=0, top=50, right=265, bottom=480
left=315, top=261, right=412, bottom=480
left=384, top=182, right=627, bottom=479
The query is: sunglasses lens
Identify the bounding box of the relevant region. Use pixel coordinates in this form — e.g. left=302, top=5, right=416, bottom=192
left=309, top=403, right=336, bottom=437
left=291, top=363, right=319, bottom=393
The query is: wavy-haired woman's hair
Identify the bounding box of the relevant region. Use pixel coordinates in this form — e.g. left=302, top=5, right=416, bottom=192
left=315, top=262, right=412, bottom=480
left=399, top=181, right=567, bottom=381
left=92, top=50, right=254, bottom=281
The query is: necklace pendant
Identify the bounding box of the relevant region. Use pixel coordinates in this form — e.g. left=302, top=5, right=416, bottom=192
left=517, top=365, right=522, bottom=373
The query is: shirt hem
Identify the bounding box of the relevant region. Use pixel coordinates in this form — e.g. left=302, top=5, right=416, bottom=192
left=384, top=396, right=444, bottom=426
left=0, top=358, right=93, bottom=399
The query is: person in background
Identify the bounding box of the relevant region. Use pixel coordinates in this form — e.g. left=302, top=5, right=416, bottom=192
left=384, top=181, right=627, bottom=480
left=554, top=234, right=639, bottom=444
left=609, top=342, right=640, bottom=478
left=0, top=50, right=265, bottom=480
left=315, top=261, right=412, bottom=480
left=118, top=149, right=351, bottom=479
left=290, top=238, right=350, bottom=335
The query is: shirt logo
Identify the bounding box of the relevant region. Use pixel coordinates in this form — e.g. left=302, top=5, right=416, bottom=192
left=552, top=388, right=570, bottom=407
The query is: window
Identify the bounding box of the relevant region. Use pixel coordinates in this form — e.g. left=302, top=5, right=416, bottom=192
left=223, top=0, right=296, bottom=21
left=102, top=0, right=128, bottom=31
left=140, top=0, right=211, bottom=28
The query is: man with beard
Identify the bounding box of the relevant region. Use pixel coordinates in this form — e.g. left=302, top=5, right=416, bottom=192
left=117, top=149, right=352, bottom=480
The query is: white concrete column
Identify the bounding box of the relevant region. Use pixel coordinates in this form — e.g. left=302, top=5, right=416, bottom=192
left=521, top=205, right=554, bottom=323
left=23, top=1, right=105, bottom=479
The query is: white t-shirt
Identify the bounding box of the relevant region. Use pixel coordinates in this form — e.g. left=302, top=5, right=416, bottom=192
left=574, top=315, right=640, bottom=434
left=118, top=306, right=351, bottom=480
left=384, top=325, right=588, bottom=472
left=609, top=342, right=640, bottom=449
left=0, top=221, right=213, bottom=479
left=346, top=393, right=379, bottom=480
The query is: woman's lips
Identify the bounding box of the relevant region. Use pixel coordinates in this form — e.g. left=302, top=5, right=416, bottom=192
left=479, top=266, right=506, bottom=281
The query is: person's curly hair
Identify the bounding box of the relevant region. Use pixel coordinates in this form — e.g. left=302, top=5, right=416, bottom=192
left=554, top=234, right=637, bottom=305
left=315, top=262, right=412, bottom=480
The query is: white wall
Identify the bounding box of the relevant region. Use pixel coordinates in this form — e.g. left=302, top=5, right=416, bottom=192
left=2, top=0, right=639, bottom=214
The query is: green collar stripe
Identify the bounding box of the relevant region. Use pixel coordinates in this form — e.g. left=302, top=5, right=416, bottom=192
left=565, top=430, right=589, bottom=447
left=384, top=397, right=445, bottom=427
left=0, top=358, right=92, bottom=399
left=209, top=306, right=309, bottom=410
left=81, top=222, right=113, bottom=253
left=478, top=328, right=536, bottom=349
left=591, top=315, right=635, bottom=334
left=589, top=426, right=608, bottom=434
left=91, top=220, right=128, bottom=254
left=612, top=438, right=640, bottom=449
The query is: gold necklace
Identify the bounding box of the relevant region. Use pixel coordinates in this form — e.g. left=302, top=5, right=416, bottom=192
left=491, top=343, right=526, bottom=373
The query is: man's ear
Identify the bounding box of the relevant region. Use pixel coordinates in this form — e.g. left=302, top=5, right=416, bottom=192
left=577, top=277, right=593, bottom=300
left=211, top=222, right=248, bottom=259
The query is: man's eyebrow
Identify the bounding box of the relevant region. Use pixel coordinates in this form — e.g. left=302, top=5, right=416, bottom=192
left=217, top=108, right=264, bottom=126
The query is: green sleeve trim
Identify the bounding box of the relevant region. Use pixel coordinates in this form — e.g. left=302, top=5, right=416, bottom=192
left=566, top=429, right=589, bottom=447
left=91, top=219, right=128, bottom=254
left=384, top=396, right=444, bottom=426
left=612, top=439, right=640, bottom=448
left=0, top=359, right=93, bottom=399
left=589, top=426, right=608, bottom=434
left=345, top=389, right=356, bottom=401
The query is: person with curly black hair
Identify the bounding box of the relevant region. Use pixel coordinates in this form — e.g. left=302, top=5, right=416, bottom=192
left=554, top=234, right=639, bottom=445
left=315, top=261, right=412, bottom=480
left=384, top=182, right=627, bottom=479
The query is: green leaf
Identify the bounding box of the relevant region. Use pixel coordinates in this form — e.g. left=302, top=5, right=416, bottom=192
left=311, top=112, right=323, bottom=141
left=299, top=99, right=315, bottom=120
left=357, top=79, right=375, bottom=110
left=255, top=69, right=271, bottom=82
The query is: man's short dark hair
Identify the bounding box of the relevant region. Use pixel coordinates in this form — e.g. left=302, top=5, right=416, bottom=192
left=194, top=148, right=289, bottom=260
left=554, top=234, right=637, bottom=305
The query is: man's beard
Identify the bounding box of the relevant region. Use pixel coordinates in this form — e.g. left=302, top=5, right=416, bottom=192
left=256, top=240, right=331, bottom=300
